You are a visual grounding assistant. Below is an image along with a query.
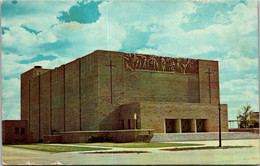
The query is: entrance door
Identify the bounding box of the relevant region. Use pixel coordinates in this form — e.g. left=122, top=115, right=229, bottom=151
left=165, top=119, right=174, bottom=133
left=181, top=119, right=188, bottom=132
left=196, top=119, right=206, bottom=132
left=181, top=119, right=192, bottom=132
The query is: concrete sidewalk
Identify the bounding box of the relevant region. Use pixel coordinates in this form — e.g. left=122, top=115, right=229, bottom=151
left=150, top=132, right=260, bottom=142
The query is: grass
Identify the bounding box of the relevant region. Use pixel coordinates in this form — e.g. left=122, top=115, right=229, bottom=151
left=162, top=146, right=252, bottom=151
left=73, top=142, right=204, bottom=148
left=5, top=144, right=111, bottom=153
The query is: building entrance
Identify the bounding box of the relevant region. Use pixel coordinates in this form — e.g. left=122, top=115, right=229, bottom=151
left=165, top=119, right=174, bottom=133
left=181, top=119, right=193, bottom=132
left=165, top=119, right=207, bottom=133
left=196, top=119, right=206, bottom=132
left=165, top=119, right=182, bottom=133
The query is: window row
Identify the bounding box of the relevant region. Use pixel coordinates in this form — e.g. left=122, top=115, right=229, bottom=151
left=15, top=127, right=25, bottom=135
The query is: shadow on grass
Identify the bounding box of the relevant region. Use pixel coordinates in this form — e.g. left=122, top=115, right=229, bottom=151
left=74, top=142, right=204, bottom=148
left=82, top=151, right=150, bottom=154
left=161, top=146, right=252, bottom=151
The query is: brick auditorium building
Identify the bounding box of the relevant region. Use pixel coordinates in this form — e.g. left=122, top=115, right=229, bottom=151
left=3, top=50, right=228, bottom=143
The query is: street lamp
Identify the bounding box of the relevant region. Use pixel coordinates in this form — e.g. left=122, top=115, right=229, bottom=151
left=218, top=103, right=222, bottom=147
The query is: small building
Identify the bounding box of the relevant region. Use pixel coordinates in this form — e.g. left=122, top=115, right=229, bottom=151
left=2, top=120, right=28, bottom=144
left=5, top=50, right=228, bottom=143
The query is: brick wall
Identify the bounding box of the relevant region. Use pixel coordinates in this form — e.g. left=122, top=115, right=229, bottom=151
left=120, top=103, right=141, bottom=130
left=120, top=102, right=228, bottom=133
left=229, top=128, right=259, bottom=134
left=21, top=75, right=29, bottom=121
left=125, top=71, right=199, bottom=103
left=65, top=59, right=80, bottom=131
left=58, top=130, right=154, bottom=143
left=43, top=135, right=61, bottom=143
left=80, top=53, right=98, bottom=130
left=94, top=51, right=217, bottom=131
left=51, top=66, right=65, bottom=133
left=96, top=51, right=125, bottom=130
left=29, top=76, right=40, bottom=142
left=21, top=50, right=227, bottom=142
left=21, top=68, right=49, bottom=123
left=198, top=60, right=220, bottom=104
left=2, top=120, right=28, bottom=144
left=21, top=67, right=50, bottom=142
left=40, top=71, right=51, bottom=139
left=139, top=103, right=228, bottom=133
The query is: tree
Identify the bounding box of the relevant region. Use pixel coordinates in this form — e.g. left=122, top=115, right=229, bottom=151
left=237, top=104, right=255, bottom=128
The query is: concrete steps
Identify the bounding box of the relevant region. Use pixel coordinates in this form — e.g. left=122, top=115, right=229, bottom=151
left=149, top=132, right=260, bottom=142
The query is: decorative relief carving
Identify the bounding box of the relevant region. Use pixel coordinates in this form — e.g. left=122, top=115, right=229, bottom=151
left=124, top=53, right=198, bottom=74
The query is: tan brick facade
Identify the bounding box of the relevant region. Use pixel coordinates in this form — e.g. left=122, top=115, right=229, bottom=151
left=21, top=50, right=228, bottom=142
left=120, top=103, right=228, bottom=133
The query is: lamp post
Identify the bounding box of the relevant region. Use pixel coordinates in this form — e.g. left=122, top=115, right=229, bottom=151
left=218, top=103, right=222, bottom=147
left=134, top=113, right=137, bottom=130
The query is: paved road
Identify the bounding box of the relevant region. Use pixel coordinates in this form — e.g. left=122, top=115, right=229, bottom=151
left=2, top=139, right=260, bottom=165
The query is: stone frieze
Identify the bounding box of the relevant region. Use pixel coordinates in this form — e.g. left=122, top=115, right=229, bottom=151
left=124, top=53, right=198, bottom=74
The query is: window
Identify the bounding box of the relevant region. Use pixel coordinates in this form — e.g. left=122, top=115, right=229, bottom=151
left=21, top=128, right=25, bottom=135
left=15, top=128, right=19, bottom=135
left=128, top=119, right=131, bottom=129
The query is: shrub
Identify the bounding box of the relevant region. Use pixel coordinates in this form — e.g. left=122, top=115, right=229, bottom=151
left=88, top=135, right=112, bottom=143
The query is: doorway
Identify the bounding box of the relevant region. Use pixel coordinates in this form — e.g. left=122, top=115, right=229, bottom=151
left=165, top=119, right=178, bottom=133
left=196, top=119, right=206, bottom=132
left=181, top=119, right=192, bottom=132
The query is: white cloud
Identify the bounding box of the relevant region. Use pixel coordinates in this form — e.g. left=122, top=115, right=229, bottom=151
left=219, top=58, right=258, bottom=72
left=3, top=0, right=257, bottom=60
left=220, top=77, right=259, bottom=120
left=2, top=52, right=75, bottom=77
left=2, top=78, right=20, bottom=99
left=2, top=27, right=38, bottom=55
left=221, top=78, right=258, bottom=92
left=2, top=101, right=20, bottom=120
left=99, top=1, right=198, bottom=27
left=29, top=57, right=74, bottom=70
left=2, top=0, right=77, bottom=30
left=221, top=91, right=259, bottom=119
left=1, top=0, right=258, bottom=121
left=37, top=29, right=58, bottom=43
left=36, top=16, right=126, bottom=58
left=136, top=48, right=161, bottom=56
left=2, top=78, right=21, bottom=120
left=132, top=1, right=257, bottom=59
left=228, top=1, right=257, bottom=35
left=2, top=53, right=31, bottom=76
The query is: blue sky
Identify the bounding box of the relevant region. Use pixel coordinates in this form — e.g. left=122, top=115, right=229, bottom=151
left=1, top=0, right=258, bottom=120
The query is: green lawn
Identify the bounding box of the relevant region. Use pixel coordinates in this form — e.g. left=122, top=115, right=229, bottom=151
left=73, top=142, right=204, bottom=148
left=5, top=144, right=111, bottom=153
